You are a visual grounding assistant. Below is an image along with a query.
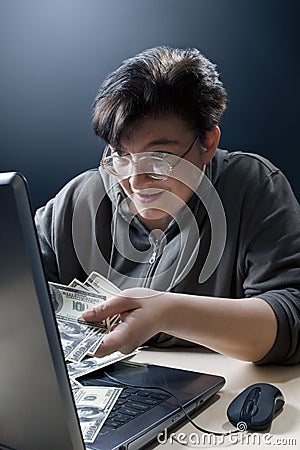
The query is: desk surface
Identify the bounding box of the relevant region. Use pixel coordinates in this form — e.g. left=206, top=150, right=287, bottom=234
left=129, top=347, right=300, bottom=450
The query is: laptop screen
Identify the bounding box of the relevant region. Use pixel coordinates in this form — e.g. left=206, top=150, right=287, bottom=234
left=0, top=172, right=85, bottom=450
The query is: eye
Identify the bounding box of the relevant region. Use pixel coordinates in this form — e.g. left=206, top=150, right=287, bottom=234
left=153, top=150, right=172, bottom=158
left=112, top=149, right=129, bottom=158
left=152, top=150, right=179, bottom=167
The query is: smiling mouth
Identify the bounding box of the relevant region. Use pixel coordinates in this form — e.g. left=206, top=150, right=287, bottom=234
left=134, top=191, right=164, bottom=204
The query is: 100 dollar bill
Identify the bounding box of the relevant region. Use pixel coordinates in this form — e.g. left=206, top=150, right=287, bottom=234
left=83, top=272, right=121, bottom=329
left=67, top=350, right=138, bottom=379
left=84, top=271, right=121, bottom=297
left=49, top=282, right=106, bottom=325
left=49, top=283, right=108, bottom=361
left=74, top=386, right=122, bottom=443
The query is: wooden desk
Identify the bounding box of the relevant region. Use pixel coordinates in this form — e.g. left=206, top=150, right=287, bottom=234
left=130, top=347, right=300, bottom=449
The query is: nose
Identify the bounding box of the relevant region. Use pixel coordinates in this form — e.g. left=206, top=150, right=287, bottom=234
left=128, top=170, right=151, bottom=190
left=128, top=160, right=153, bottom=189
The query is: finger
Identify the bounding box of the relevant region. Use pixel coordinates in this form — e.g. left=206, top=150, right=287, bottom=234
left=94, top=322, right=138, bottom=357
left=81, top=296, right=137, bottom=322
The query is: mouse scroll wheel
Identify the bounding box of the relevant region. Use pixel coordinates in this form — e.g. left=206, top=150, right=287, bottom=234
left=245, top=400, right=259, bottom=416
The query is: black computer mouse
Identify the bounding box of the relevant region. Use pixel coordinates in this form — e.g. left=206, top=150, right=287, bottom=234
left=227, top=383, right=285, bottom=431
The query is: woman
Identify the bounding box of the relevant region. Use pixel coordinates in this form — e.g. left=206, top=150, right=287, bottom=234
left=35, top=46, right=300, bottom=364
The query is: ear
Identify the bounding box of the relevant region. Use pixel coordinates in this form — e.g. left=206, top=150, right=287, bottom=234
left=202, top=126, right=221, bottom=164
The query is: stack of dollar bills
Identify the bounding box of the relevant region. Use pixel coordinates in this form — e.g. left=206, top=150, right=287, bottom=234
left=48, top=271, right=137, bottom=444
left=49, top=271, right=122, bottom=363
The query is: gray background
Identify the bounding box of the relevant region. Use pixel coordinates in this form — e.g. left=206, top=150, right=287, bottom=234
left=1, top=0, right=299, bottom=210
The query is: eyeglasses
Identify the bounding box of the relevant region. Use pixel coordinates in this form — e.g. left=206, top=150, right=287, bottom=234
left=100, top=135, right=199, bottom=180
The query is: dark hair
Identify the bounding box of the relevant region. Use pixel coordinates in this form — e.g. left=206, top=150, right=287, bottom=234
left=92, top=46, right=228, bottom=147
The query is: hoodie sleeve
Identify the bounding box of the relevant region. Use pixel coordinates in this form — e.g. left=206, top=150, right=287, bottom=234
left=35, top=198, right=59, bottom=282
left=238, top=162, right=300, bottom=365
left=34, top=169, right=108, bottom=285
left=256, top=289, right=300, bottom=365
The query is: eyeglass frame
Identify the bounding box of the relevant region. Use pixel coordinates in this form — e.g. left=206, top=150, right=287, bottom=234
left=99, top=134, right=200, bottom=181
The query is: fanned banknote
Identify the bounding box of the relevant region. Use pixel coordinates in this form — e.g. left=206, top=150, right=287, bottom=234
left=49, top=282, right=107, bottom=319
left=69, top=377, right=83, bottom=391
left=48, top=275, right=139, bottom=444
left=67, top=350, right=138, bottom=379
left=69, top=276, right=111, bottom=330
left=83, top=271, right=121, bottom=329
left=68, top=278, right=90, bottom=292
left=74, top=386, right=122, bottom=443
left=67, top=327, right=107, bottom=363
left=83, top=271, right=121, bottom=297
left=49, top=273, right=133, bottom=362
left=49, top=283, right=108, bottom=361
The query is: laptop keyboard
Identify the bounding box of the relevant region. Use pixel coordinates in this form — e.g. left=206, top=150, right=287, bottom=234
left=82, top=380, right=171, bottom=430
left=106, top=387, right=171, bottom=429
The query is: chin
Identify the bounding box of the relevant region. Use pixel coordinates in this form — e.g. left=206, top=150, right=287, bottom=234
left=137, top=208, right=172, bottom=228
left=139, top=208, right=168, bottom=221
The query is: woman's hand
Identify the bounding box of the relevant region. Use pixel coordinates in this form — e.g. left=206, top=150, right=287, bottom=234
left=81, top=287, right=171, bottom=357
left=82, top=287, right=278, bottom=363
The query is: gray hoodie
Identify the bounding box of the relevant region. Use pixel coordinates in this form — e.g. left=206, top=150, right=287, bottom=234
left=35, top=149, right=300, bottom=365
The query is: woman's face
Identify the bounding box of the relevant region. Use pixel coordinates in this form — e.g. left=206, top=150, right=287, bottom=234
left=117, top=116, right=218, bottom=230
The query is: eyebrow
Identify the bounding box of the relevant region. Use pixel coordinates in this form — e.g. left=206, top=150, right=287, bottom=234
left=142, top=138, right=180, bottom=150
left=114, top=138, right=180, bottom=154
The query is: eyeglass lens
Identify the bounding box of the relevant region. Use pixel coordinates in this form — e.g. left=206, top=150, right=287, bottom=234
left=109, top=154, right=170, bottom=178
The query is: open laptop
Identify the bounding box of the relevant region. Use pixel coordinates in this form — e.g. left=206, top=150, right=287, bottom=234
left=0, top=171, right=225, bottom=450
